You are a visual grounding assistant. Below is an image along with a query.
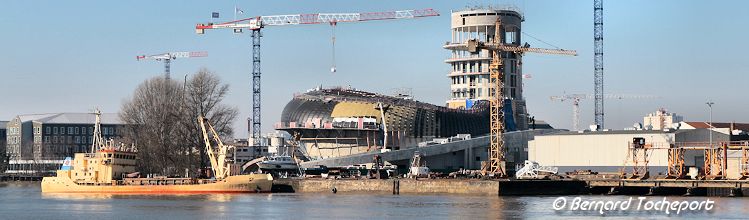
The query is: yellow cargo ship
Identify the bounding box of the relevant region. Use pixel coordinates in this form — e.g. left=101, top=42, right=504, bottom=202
left=41, top=112, right=273, bottom=193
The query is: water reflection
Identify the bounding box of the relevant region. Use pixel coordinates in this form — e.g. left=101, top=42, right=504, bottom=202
left=3, top=184, right=749, bottom=219
left=42, top=192, right=115, bottom=200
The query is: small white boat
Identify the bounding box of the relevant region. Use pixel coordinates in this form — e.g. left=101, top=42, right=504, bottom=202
left=257, top=155, right=299, bottom=171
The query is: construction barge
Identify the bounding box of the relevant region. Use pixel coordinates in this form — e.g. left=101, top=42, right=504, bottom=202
left=41, top=113, right=273, bottom=193
left=270, top=177, right=749, bottom=197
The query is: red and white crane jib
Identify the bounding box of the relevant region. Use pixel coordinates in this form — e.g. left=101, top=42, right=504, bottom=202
left=195, top=8, right=439, bottom=33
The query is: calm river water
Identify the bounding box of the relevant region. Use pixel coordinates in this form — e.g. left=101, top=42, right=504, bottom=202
left=1, top=182, right=748, bottom=219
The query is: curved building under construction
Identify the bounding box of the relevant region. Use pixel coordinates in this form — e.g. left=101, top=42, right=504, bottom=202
left=275, top=7, right=542, bottom=161
left=276, top=87, right=489, bottom=160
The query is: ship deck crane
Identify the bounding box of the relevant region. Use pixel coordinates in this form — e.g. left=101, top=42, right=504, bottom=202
left=550, top=94, right=659, bottom=131
left=195, top=9, right=439, bottom=146
left=136, top=51, right=208, bottom=79
left=453, top=19, right=577, bottom=177
left=198, top=115, right=230, bottom=180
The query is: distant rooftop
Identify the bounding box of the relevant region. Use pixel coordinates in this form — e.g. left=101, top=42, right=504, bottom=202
left=541, top=128, right=732, bottom=137
left=682, top=121, right=749, bottom=131
left=543, top=129, right=671, bottom=136
left=14, top=113, right=122, bottom=125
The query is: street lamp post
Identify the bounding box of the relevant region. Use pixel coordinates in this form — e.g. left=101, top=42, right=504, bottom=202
left=706, top=101, right=714, bottom=148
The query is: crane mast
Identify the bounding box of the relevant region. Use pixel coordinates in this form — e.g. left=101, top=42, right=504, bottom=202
left=195, top=9, right=439, bottom=146
left=488, top=20, right=506, bottom=177
left=594, top=0, right=605, bottom=130
left=136, top=51, right=208, bottom=79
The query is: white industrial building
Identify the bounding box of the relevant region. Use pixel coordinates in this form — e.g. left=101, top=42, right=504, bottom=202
left=528, top=129, right=728, bottom=174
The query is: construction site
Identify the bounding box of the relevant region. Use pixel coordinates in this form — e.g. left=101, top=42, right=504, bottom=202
left=183, top=1, right=749, bottom=198
left=4, top=2, right=749, bottom=199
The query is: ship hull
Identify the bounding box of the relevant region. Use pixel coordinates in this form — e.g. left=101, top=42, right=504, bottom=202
left=41, top=174, right=274, bottom=194
left=258, top=162, right=299, bottom=170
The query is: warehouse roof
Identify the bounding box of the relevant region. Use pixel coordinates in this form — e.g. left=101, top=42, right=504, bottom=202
left=542, top=129, right=672, bottom=136
left=682, top=122, right=749, bottom=131
left=15, top=113, right=122, bottom=125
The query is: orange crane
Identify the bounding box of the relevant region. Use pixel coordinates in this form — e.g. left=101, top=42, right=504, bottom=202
left=195, top=9, right=439, bottom=146
left=136, top=51, right=208, bottom=79
left=448, top=19, right=577, bottom=177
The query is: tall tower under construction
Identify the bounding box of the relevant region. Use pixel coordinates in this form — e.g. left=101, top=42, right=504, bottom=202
left=444, top=7, right=528, bottom=130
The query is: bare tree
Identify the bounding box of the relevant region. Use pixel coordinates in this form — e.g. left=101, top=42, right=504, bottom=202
left=120, top=69, right=238, bottom=176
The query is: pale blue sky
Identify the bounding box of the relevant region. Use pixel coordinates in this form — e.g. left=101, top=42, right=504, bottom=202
left=2, top=0, right=748, bottom=137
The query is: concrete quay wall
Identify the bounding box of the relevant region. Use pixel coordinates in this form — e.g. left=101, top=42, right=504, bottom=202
left=397, top=179, right=498, bottom=195
left=274, top=179, right=584, bottom=196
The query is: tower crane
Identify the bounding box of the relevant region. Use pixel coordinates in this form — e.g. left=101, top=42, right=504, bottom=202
left=550, top=94, right=659, bottom=131
left=195, top=9, right=440, bottom=146
left=136, top=51, right=208, bottom=79
left=449, top=19, right=577, bottom=177
left=593, top=0, right=605, bottom=130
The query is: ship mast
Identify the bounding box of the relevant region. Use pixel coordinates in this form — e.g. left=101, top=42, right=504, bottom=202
left=91, top=109, right=105, bottom=153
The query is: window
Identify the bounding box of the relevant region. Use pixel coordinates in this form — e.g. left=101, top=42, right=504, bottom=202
left=510, top=75, right=517, bottom=87
left=74, top=136, right=80, bottom=144
left=75, top=127, right=79, bottom=135
left=60, top=127, right=65, bottom=135
left=53, top=136, right=58, bottom=144
left=53, top=127, right=58, bottom=134
left=46, top=127, right=51, bottom=134
left=68, top=127, right=74, bottom=134
left=510, top=60, right=517, bottom=73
